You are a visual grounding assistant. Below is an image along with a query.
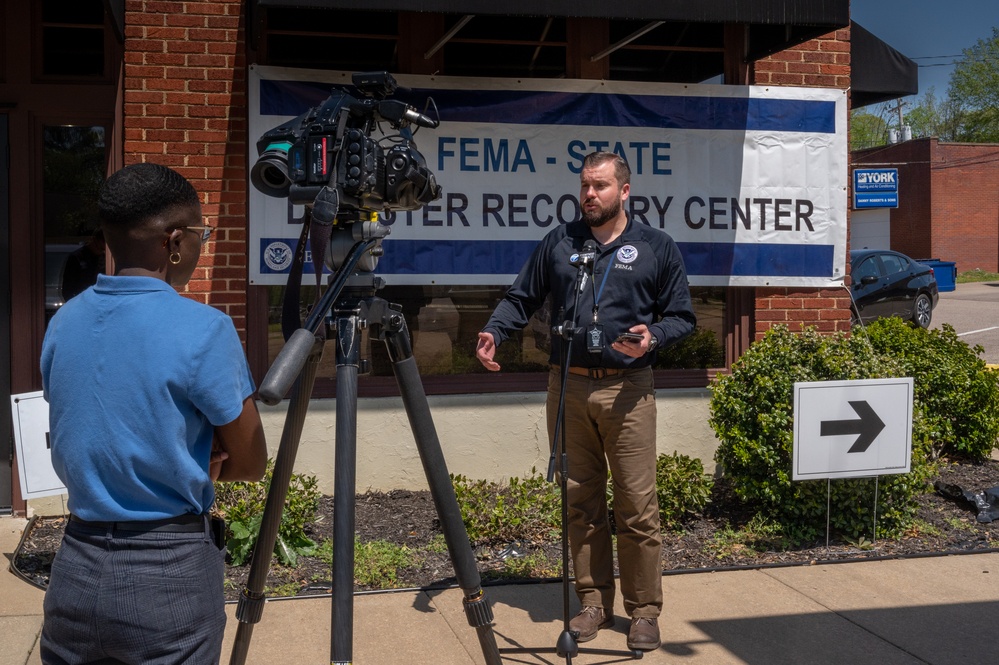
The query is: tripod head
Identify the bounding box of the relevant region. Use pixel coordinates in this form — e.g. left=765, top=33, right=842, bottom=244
left=258, top=228, right=387, bottom=405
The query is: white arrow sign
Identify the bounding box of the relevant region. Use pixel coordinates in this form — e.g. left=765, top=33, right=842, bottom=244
left=793, top=378, right=913, bottom=480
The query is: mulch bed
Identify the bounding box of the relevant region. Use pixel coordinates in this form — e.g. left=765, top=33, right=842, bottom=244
left=11, top=459, right=999, bottom=601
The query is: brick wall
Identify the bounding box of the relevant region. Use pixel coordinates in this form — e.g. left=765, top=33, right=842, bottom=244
left=751, top=27, right=853, bottom=339
left=932, top=143, right=999, bottom=273
left=123, top=0, right=249, bottom=336
left=854, top=139, right=933, bottom=261
left=854, top=138, right=999, bottom=274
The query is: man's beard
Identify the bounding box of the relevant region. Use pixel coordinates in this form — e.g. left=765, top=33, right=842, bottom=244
left=582, top=196, right=621, bottom=228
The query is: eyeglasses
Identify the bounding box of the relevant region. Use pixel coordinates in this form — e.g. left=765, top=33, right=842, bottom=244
left=182, top=225, right=215, bottom=242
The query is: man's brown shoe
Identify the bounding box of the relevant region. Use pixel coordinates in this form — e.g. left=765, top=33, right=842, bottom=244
left=569, top=606, right=613, bottom=642
left=627, top=617, right=661, bottom=651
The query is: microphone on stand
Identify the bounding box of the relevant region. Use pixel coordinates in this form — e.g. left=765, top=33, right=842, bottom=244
left=568, top=239, right=598, bottom=271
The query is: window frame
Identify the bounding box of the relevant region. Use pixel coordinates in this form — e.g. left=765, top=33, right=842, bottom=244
left=32, top=0, right=115, bottom=84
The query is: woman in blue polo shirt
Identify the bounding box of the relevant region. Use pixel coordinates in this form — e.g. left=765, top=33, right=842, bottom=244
left=40, top=162, right=268, bottom=664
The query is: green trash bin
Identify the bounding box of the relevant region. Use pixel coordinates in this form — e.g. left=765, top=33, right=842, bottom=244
left=919, top=259, right=956, bottom=292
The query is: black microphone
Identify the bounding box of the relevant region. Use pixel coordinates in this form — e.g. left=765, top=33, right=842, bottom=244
left=568, top=240, right=598, bottom=270
left=401, top=106, right=439, bottom=129
left=376, top=99, right=440, bottom=128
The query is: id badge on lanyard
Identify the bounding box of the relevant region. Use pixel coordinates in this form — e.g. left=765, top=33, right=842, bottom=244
left=585, top=256, right=612, bottom=354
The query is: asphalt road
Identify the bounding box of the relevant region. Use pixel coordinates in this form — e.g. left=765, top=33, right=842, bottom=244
left=930, top=281, right=999, bottom=365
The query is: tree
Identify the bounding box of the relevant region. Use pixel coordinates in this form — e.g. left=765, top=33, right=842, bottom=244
left=850, top=111, right=889, bottom=150
left=904, top=88, right=961, bottom=141
left=947, top=27, right=999, bottom=142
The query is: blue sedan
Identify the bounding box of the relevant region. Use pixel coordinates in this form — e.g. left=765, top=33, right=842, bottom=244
left=850, top=249, right=940, bottom=328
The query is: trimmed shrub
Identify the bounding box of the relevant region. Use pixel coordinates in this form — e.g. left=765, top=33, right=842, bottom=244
left=654, top=452, right=714, bottom=528
left=709, top=323, right=936, bottom=543
left=607, top=452, right=714, bottom=530
left=859, top=320, right=999, bottom=461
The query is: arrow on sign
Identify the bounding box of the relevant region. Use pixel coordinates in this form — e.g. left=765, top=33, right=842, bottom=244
left=819, top=400, right=885, bottom=453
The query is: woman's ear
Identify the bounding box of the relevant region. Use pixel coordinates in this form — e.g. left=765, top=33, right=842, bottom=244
left=165, top=228, right=184, bottom=252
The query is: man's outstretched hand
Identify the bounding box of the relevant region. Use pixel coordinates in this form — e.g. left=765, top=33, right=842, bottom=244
left=476, top=332, right=501, bottom=371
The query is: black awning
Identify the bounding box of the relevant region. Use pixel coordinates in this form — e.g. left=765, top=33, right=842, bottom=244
left=851, top=21, right=918, bottom=108
left=254, top=0, right=849, bottom=26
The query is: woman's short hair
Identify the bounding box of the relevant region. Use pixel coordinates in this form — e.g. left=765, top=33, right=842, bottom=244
left=98, top=163, right=200, bottom=229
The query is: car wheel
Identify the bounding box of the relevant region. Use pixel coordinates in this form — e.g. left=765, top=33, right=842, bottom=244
left=911, top=293, right=932, bottom=328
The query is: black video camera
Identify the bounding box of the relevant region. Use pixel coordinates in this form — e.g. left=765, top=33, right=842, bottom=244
left=251, top=71, right=441, bottom=213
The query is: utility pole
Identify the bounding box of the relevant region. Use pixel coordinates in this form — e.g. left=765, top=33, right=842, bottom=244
left=885, top=98, right=908, bottom=142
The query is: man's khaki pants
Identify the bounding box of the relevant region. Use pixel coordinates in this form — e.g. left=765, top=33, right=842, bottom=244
left=547, top=367, right=662, bottom=618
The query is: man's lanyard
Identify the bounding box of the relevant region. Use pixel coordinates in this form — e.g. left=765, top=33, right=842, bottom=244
left=590, top=252, right=612, bottom=323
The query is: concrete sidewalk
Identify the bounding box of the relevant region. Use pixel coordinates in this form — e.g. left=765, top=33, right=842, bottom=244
left=3, top=516, right=998, bottom=664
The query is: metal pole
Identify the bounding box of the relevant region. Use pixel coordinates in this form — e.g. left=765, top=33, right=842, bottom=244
left=229, top=340, right=323, bottom=665
left=331, top=310, right=361, bottom=665
left=382, top=310, right=503, bottom=665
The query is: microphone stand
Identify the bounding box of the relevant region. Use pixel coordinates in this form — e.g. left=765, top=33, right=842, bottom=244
left=499, top=250, right=642, bottom=662
left=551, top=262, right=591, bottom=661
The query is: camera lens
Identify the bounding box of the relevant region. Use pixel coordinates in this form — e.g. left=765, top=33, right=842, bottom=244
left=250, top=147, right=292, bottom=198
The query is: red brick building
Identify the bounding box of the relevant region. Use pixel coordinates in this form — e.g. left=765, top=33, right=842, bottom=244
left=853, top=138, right=999, bottom=273
left=4, top=0, right=915, bottom=512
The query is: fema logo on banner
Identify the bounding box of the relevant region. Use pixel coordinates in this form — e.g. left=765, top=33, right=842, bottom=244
left=616, top=245, right=638, bottom=264
left=262, top=240, right=294, bottom=273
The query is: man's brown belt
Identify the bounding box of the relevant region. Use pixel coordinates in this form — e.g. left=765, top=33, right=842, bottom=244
left=552, top=365, right=625, bottom=379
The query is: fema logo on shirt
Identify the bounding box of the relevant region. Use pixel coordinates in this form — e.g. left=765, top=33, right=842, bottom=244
left=616, top=245, right=638, bottom=264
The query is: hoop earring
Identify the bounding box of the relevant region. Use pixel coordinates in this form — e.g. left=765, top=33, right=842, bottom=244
left=169, top=252, right=182, bottom=265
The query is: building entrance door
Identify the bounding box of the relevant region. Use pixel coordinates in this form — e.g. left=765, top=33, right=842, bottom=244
left=1, top=113, right=11, bottom=514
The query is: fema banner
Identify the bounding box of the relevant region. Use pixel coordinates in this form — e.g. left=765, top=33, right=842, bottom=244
left=248, top=65, right=848, bottom=288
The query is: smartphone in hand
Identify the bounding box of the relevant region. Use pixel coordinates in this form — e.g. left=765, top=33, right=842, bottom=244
left=614, top=332, right=644, bottom=344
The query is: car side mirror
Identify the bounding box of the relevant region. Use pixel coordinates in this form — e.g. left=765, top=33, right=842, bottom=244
left=860, top=275, right=878, bottom=285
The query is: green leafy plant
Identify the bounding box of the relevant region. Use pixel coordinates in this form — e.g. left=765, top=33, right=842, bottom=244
left=314, top=536, right=416, bottom=588
left=451, top=467, right=561, bottom=544
left=707, top=514, right=790, bottom=560
left=858, top=321, right=999, bottom=462
left=213, top=460, right=321, bottom=566
left=493, top=550, right=561, bottom=580
left=957, top=268, right=999, bottom=283
left=352, top=538, right=413, bottom=588
left=654, top=452, right=715, bottom=528
left=656, top=327, right=725, bottom=369
left=709, top=323, right=939, bottom=543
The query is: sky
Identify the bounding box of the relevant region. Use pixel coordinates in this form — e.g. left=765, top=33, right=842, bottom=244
left=851, top=0, right=998, bottom=101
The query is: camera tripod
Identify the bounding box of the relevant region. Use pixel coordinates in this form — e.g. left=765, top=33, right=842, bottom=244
left=227, top=234, right=502, bottom=665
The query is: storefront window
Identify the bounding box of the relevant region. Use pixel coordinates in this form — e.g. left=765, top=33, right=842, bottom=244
left=265, top=283, right=725, bottom=379
left=42, top=124, right=106, bottom=324
left=38, top=0, right=108, bottom=79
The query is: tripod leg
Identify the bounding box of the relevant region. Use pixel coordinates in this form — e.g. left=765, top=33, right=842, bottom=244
left=229, top=339, right=324, bottom=665
left=331, top=313, right=361, bottom=665
left=383, top=318, right=504, bottom=665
